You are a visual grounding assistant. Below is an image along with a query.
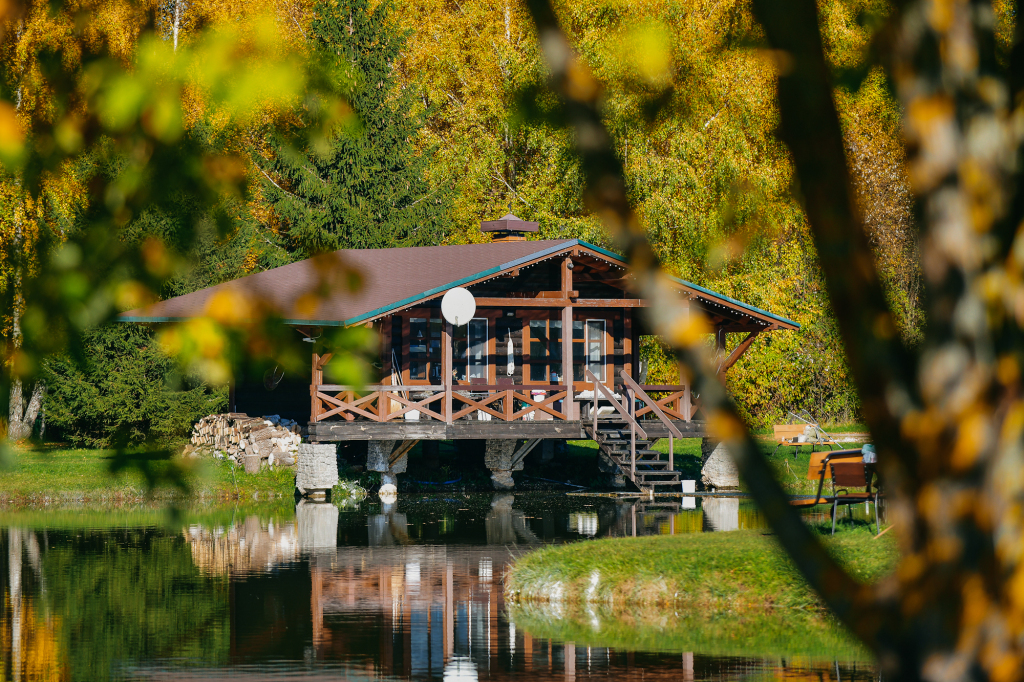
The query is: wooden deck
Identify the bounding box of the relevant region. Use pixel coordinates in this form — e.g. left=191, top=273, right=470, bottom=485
left=307, top=417, right=708, bottom=441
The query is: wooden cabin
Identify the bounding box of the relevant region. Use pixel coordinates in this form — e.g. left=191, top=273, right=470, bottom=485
left=121, top=216, right=798, bottom=489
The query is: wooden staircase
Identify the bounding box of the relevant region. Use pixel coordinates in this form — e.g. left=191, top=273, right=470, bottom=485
left=583, top=369, right=686, bottom=493
left=585, top=419, right=682, bottom=491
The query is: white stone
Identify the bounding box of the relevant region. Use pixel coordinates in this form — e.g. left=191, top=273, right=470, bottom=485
left=700, top=439, right=740, bottom=489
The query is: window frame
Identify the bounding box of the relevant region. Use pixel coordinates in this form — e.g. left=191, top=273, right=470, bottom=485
left=523, top=316, right=564, bottom=386
left=451, top=316, right=494, bottom=385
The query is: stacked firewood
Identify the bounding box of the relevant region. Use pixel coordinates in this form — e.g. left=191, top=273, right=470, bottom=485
left=185, top=413, right=303, bottom=472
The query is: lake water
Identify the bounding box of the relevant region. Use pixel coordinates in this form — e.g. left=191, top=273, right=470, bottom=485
left=1, top=493, right=879, bottom=681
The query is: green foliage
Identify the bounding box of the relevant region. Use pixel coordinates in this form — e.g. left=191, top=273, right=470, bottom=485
left=42, top=324, right=226, bottom=447
left=262, top=0, right=452, bottom=254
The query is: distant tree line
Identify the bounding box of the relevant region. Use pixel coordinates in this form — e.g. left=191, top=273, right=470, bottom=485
left=1, top=0, right=937, bottom=444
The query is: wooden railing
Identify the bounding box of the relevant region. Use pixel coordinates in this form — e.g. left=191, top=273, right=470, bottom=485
left=311, top=384, right=570, bottom=424
left=585, top=369, right=647, bottom=480
left=620, top=370, right=684, bottom=471
left=633, top=385, right=703, bottom=422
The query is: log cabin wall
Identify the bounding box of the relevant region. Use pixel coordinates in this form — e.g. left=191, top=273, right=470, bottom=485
left=495, top=315, right=523, bottom=385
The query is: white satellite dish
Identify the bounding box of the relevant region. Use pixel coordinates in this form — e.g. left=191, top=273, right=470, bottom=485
left=441, top=287, right=476, bottom=326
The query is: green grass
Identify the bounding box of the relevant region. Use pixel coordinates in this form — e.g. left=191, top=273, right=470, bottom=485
left=507, top=525, right=897, bottom=611
left=505, top=525, right=895, bottom=660
left=0, top=445, right=297, bottom=506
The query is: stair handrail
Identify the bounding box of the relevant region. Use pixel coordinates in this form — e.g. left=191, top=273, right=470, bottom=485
left=585, top=369, right=648, bottom=440
left=619, top=370, right=682, bottom=439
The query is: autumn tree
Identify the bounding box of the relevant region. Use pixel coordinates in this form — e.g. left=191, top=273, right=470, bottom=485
left=259, top=0, right=450, bottom=254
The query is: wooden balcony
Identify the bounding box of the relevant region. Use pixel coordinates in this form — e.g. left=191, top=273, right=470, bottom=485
left=307, top=383, right=708, bottom=441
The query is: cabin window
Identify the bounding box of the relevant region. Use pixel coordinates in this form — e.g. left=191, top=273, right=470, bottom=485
left=586, top=319, right=606, bottom=381
left=527, top=319, right=562, bottom=383
left=572, top=320, right=585, bottom=381
left=408, top=317, right=442, bottom=382
left=453, top=318, right=489, bottom=382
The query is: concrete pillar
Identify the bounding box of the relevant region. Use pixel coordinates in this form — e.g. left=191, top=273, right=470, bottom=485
left=368, top=439, right=409, bottom=496
left=484, top=439, right=520, bottom=490
left=700, top=437, right=739, bottom=490
left=296, top=443, right=339, bottom=497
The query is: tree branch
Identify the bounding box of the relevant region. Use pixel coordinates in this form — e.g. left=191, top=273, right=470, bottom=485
left=520, top=0, right=886, bottom=651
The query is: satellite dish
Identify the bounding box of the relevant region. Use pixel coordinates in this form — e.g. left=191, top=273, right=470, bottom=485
left=441, top=287, right=476, bottom=327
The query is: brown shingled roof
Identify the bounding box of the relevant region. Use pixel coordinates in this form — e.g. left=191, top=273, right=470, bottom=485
left=120, top=240, right=576, bottom=326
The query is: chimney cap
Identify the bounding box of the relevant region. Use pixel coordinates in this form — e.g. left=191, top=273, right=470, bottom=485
left=480, top=213, right=539, bottom=233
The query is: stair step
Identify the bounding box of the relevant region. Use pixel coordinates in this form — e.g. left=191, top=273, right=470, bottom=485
left=636, top=470, right=680, bottom=476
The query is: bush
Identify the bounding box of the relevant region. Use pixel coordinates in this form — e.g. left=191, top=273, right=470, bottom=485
left=43, top=324, right=226, bottom=447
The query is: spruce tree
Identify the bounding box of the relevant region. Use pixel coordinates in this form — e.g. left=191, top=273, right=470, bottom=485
left=264, top=0, right=450, bottom=254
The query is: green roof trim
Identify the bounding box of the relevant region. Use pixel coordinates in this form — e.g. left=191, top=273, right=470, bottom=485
left=119, top=238, right=798, bottom=330
left=335, top=240, right=578, bottom=327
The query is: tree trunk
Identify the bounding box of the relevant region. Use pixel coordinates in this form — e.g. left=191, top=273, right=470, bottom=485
left=8, top=382, right=43, bottom=441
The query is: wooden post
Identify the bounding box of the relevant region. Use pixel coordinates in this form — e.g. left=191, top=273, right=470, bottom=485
left=561, top=255, right=575, bottom=420
left=443, top=321, right=452, bottom=424
left=669, top=433, right=674, bottom=471
left=311, top=352, right=321, bottom=423
left=628, top=387, right=636, bottom=480
left=682, top=366, right=692, bottom=422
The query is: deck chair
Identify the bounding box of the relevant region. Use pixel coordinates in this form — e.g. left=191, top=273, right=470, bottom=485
left=828, top=460, right=881, bottom=535
left=788, top=450, right=863, bottom=509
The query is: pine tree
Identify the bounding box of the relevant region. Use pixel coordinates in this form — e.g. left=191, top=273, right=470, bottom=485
left=262, top=0, right=450, bottom=254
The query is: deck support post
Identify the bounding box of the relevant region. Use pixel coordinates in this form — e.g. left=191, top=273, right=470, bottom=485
left=367, top=439, right=416, bottom=494
left=484, top=439, right=521, bottom=490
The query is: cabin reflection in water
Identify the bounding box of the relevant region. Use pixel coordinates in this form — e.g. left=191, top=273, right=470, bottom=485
left=174, top=497, right=876, bottom=681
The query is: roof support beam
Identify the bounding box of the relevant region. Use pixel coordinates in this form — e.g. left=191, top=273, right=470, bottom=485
left=718, top=331, right=760, bottom=375
left=474, top=298, right=646, bottom=308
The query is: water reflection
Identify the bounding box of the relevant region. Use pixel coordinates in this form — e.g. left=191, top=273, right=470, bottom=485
left=1, top=494, right=879, bottom=681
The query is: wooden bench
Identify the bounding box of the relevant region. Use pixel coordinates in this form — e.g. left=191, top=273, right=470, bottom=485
left=788, top=449, right=863, bottom=509
left=772, top=423, right=837, bottom=457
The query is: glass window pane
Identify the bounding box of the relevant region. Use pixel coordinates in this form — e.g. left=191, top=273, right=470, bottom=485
left=529, top=363, right=547, bottom=381
left=549, top=321, right=562, bottom=382
left=409, top=318, right=427, bottom=357
left=453, top=325, right=468, bottom=381
left=469, top=318, right=487, bottom=380
left=529, top=320, right=548, bottom=359
left=410, top=361, right=426, bottom=380
left=587, top=320, right=604, bottom=381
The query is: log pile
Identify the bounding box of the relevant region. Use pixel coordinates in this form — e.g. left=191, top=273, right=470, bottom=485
left=185, top=413, right=303, bottom=470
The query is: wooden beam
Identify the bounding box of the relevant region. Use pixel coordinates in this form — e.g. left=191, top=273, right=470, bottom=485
left=443, top=321, right=452, bottom=424
left=562, top=256, right=576, bottom=418
left=719, top=331, right=759, bottom=374
left=474, top=298, right=646, bottom=308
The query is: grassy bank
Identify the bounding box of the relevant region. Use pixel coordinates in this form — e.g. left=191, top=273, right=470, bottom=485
left=0, top=446, right=298, bottom=506
left=506, top=526, right=897, bottom=611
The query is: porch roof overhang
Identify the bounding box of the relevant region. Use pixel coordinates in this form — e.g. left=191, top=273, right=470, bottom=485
left=119, top=239, right=799, bottom=331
